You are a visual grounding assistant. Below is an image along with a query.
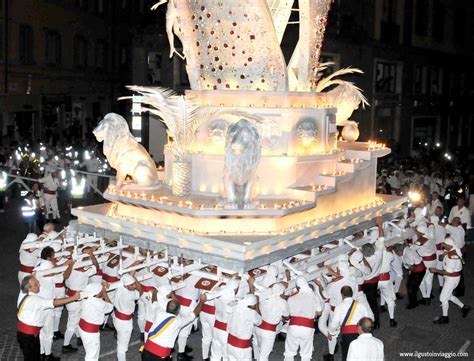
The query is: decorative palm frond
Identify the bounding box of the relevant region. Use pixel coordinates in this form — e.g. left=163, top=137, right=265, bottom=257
left=315, top=67, right=369, bottom=109
left=120, top=86, right=219, bottom=160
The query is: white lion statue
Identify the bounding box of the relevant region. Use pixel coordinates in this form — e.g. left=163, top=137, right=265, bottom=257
left=93, top=113, right=159, bottom=190
left=224, top=119, right=261, bottom=209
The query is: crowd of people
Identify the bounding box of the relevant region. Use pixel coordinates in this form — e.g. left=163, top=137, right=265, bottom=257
left=16, top=189, right=472, bottom=361
left=0, top=142, right=112, bottom=231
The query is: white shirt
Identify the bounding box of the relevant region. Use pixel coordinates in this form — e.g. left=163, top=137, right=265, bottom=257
left=329, top=298, right=374, bottom=335
left=363, top=238, right=384, bottom=281
left=448, top=205, right=471, bottom=228
left=174, top=274, right=201, bottom=310
left=65, top=267, right=96, bottom=291
left=402, top=247, right=423, bottom=268
left=146, top=311, right=195, bottom=347
left=445, top=225, right=466, bottom=249
left=17, top=292, right=54, bottom=327
left=227, top=305, right=261, bottom=340
left=287, top=291, right=322, bottom=319
left=39, top=174, right=60, bottom=192
left=80, top=296, right=113, bottom=326
left=19, top=248, right=40, bottom=267
left=113, top=285, right=139, bottom=315
left=327, top=277, right=358, bottom=308
left=347, top=333, right=384, bottom=361
left=443, top=252, right=462, bottom=273
left=428, top=199, right=443, bottom=216
left=412, top=236, right=436, bottom=258
left=379, top=249, right=393, bottom=274
left=390, top=251, right=403, bottom=278
left=259, top=294, right=289, bottom=325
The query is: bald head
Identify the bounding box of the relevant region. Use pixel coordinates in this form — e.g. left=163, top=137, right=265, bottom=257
left=358, top=317, right=373, bottom=334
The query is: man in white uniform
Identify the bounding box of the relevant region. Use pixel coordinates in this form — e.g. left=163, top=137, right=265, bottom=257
left=113, top=274, right=143, bottom=361
left=227, top=294, right=262, bottom=361
left=78, top=282, right=113, bottom=361
left=62, top=249, right=99, bottom=353
left=34, top=247, right=74, bottom=360
left=18, top=233, right=40, bottom=284
left=430, top=238, right=471, bottom=324
left=347, top=317, right=384, bottom=361
left=448, top=197, right=471, bottom=229
left=427, top=192, right=443, bottom=217
left=412, top=225, right=437, bottom=305
left=284, top=276, right=322, bottom=361
left=210, top=278, right=240, bottom=361
left=17, top=275, right=80, bottom=361
left=254, top=283, right=289, bottom=361
left=142, top=294, right=207, bottom=361
left=39, top=171, right=61, bottom=221
left=329, top=286, right=374, bottom=361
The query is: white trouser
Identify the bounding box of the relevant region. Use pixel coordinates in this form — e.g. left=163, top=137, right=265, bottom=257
left=436, top=252, right=444, bottom=287
left=318, top=304, right=337, bottom=354
left=79, top=329, right=101, bottom=361
left=227, top=344, right=252, bottom=361
left=177, top=306, right=193, bottom=353
left=200, top=312, right=215, bottom=359
left=86, top=175, right=98, bottom=192
left=419, top=260, right=436, bottom=298
left=64, top=301, right=81, bottom=346
left=440, top=276, right=464, bottom=316
left=283, top=325, right=314, bottom=361
left=40, top=309, right=54, bottom=355
left=210, top=327, right=228, bottom=361
left=137, top=296, right=146, bottom=333
left=392, top=276, right=403, bottom=293
left=53, top=287, right=66, bottom=332
left=255, top=327, right=277, bottom=361
left=378, top=280, right=396, bottom=319
left=18, top=271, right=32, bottom=285
left=113, top=316, right=133, bottom=361
left=43, top=194, right=60, bottom=219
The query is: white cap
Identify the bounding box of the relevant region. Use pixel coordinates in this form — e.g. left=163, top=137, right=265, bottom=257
left=50, top=241, right=62, bottom=253
left=34, top=260, right=54, bottom=272
left=416, top=225, right=428, bottom=236
left=82, top=283, right=103, bottom=298
left=23, top=233, right=38, bottom=244
left=121, top=274, right=135, bottom=286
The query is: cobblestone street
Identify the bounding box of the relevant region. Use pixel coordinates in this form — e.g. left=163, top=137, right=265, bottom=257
left=1, top=198, right=472, bottom=361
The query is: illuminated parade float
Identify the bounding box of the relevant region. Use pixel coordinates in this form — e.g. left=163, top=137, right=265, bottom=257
left=70, top=0, right=408, bottom=276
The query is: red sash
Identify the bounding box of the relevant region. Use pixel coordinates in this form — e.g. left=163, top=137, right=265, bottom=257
left=447, top=271, right=461, bottom=277
left=141, top=285, right=155, bottom=292
left=257, top=320, right=278, bottom=332
left=289, top=316, right=314, bottom=328
left=175, top=294, right=192, bottom=307
left=144, top=340, right=173, bottom=358
left=202, top=304, right=216, bottom=315
left=95, top=269, right=103, bottom=276
left=228, top=334, right=251, bottom=348
left=66, top=289, right=78, bottom=297
left=17, top=320, right=41, bottom=336
left=114, top=308, right=133, bottom=321
left=411, top=262, right=426, bottom=273
left=102, top=274, right=120, bottom=283
left=436, top=244, right=442, bottom=251
left=79, top=319, right=101, bottom=333
left=44, top=189, right=56, bottom=195
left=341, top=325, right=359, bottom=334
left=55, top=283, right=64, bottom=288
left=214, top=319, right=228, bottom=331
left=422, top=254, right=436, bottom=261
left=145, top=321, right=153, bottom=333
left=364, top=275, right=379, bottom=284
left=378, top=272, right=390, bottom=281
left=19, top=264, right=34, bottom=273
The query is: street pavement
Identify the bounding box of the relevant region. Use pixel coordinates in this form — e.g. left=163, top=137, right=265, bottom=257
left=0, top=196, right=472, bottom=360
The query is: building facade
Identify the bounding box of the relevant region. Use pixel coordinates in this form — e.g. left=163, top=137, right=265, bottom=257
left=0, top=0, right=151, bottom=146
